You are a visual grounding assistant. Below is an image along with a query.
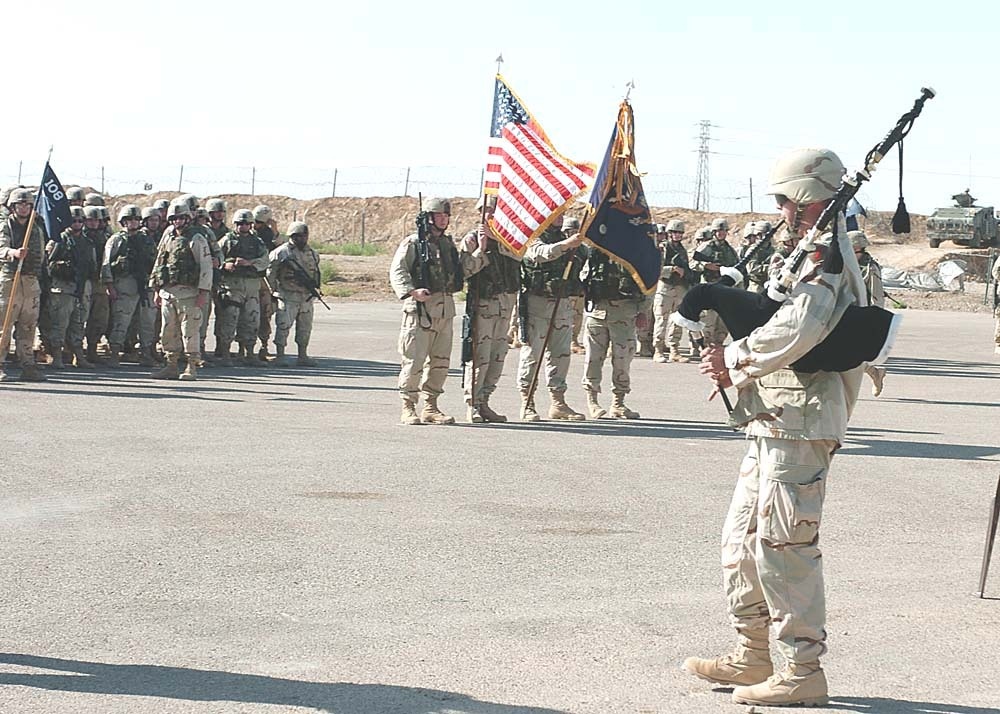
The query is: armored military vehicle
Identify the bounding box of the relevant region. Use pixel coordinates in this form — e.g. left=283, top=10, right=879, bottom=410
left=926, top=189, right=998, bottom=248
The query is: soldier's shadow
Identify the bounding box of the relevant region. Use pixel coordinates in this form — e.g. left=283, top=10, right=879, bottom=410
left=884, top=355, right=1000, bottom=380
left=826, top=696, right=1000, bottom=713
left=0, top=653, right=568, bottom=714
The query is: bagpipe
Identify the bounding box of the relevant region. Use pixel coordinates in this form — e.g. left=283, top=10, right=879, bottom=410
left=672, top=87, right=935, bottom=374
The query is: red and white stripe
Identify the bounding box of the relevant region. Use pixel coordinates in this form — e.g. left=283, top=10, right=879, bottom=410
left=484, top=123, right=594, bottom=256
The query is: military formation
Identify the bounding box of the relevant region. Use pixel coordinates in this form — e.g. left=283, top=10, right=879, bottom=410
left=0, top=188, right=322, bottom=382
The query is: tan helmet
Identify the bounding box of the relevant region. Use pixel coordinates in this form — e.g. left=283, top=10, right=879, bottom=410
left=756, top=220, right=773, bottom=236
left=697, top=226, right=713, bottom=242
left=233, top=209, right=254, bottom=224
left=66, top=187, right=85, bottom=202
left=252, top=204, right=272, bottom=222
left=118, top=204, right=143, bottom=224
left=423, top=197, right=451, bottom=215
left=97, top=206, right=110, bottom=220
left=742, top=222, right=757, bottom=239
left=140, top=207, right=159, bottom=220
left=767, top=147, right=845, bottom=205
left=562, top=216, right=582, bottom=232
left=665, top=219, right=685, bottom=233
left=655, top=223, right=667, bottom=234
left=7, top=187, right=33, bottom=207
left=475, top=194, right=498, bottom=211
left=287, top=221, right=309, bottom=237
left=848, top=230, right=869, bottom=250
left=84, top=193, right=105, bottom=206
left=165, top=201, right=192, bottom=220
left=152, top=199, right=170, bottom=212
left=205, top=198, right=226, bottom=213
left=69, top=205, right=85, bottom=221
left=177, top=193, right=199, bottom=210
left=83, top=205, right=103, bottom=221
left=710, top=217, right=729, bottom=233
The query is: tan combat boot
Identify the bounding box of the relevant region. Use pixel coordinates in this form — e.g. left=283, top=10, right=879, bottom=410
left=106, top=345, right=121, bottom=369
left=732, top=662, right=828, bottom=707
left=179, top=357, right=199, bottom=381
left=869, top=366, right=886, bottom=397
left=548, top=391, right=585, bottom=421
left=610, top=392, right=639, bottom=419
left=682, top=631, right=773, bottom=687
left=20, top=362, right=47, bottom=382
left=73, top=347, right=93, bottom=369
left=137, top=347, right=155, bottom=368
left=401, top=399, right=422, bottom=425
left=152, top=355, right=180, bottom=380
left=669, top=347, right=683, bottom=362
left=585, top=390, right=607, bottom=419
left=520, top=389, right=541, bottom=422
left=297, top=346, right=318, bottom=367
left=275, top=345, right=291, bottom=368
left=479, top=399, right=507, bottom=423
left=653, top=349, right=668, bottom=364
left=467, top=403, right=485, bottom=424
left=421, top=395, right=455, bottom=424
left=50, top=351, right=65, bottom=369
left=240, top=343, right=259, bottom=367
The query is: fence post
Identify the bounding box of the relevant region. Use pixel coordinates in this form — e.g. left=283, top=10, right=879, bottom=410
left=403, top=167, right=410, bottom=197
left=332, top=168, right=338, bottom=198
left=101, top=166, right=105, bottom=194
left=361, top=208, right=366, bottom=248
left=749, top=177, right=753, bottom=213
left=178, top=165, right=184, bottom=192
left=16, top=160, right=22, bottom=184
left=251, top=166, right=256, bottom=196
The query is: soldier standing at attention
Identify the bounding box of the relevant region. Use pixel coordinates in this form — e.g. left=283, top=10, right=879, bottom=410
left=580, top=244, right=649, bottom=419
left=44, top=206, right=95, bottom=369
left=459, top=195, right=520, bottom=423
left=253, top=204, right=278, bottom=362
left=267, top=221, right=322, bottom=368
left=102, top=205, right=157, bottom=368
left=217, top=209, right=268, bottom=366
left=149, top=202, right=212, bottom=381
left=685, top=148, right=865, bottom=707
left=389, top=198, right=485, bottom=425
left=652, top=219, right=692, bottom=363
left=0, top=188, right=47, bottom=382
left=516, top=215, right=587, bottom=422
left=690, top=217, right=738, bottom=346
left=851, top=230, right=887, bottom=396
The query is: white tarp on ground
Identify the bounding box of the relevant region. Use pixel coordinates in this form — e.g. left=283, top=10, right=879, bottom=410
left=882, top=259, right=967, bottom=292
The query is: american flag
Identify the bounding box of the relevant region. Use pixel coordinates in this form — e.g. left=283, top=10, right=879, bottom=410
left=484, top=75, right=595, bottom=256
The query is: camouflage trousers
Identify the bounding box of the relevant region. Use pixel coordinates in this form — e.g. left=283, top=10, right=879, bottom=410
left=274, top=295, right=314, bottom=348
left=635, top=300, right=654, bottom=352
left=199, top=296, right=213, bottom=353
left=582, top=299, right=639, bottom=395
left=86, top=290, right=110, bottom=351
left=0, top=275, right=40, bottom=363
left=218, top=293, right=261, bottom=347
left=652, top=283, right=688, bottom=351
left=994, top=307, right=1000, bottom=347
left=159, top=290, right=203, bottom=360
left=109, top=287, right=156, bottom=350
left=258, top=281, right=275, bottom=346
left=462, top=293, right=515, bottom=406
left=398, top=310, right=452, bottom=401
left=46, top=292, right=79, bottom=351
left=517, top=293, right=575, bottom=393
left=701, top=308, right=729, bottom=347
left=67, top=281, right=93, bottom=350
left=723, top=436, right=834, bottom=665
left=569, top=295, right=584, bottom=345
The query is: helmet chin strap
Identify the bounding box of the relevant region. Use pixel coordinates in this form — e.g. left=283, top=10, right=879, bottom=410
left=791, top=203, right=805, bottom=234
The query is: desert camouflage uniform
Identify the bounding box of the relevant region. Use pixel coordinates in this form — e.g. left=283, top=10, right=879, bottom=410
left=84, top=225, right=111, bottom=356
left=151, top=224, right=212, bottom=364
left=516, top=226, right=586, bottom=400
left=993, top=255, right=1000, bottom=353
left=691, top=236, right=738, bottom=346
left=267, top=241, right=321, bottom=355
left=197, top=224, right=223, bottom=358
left=653, top=238, right=693, bottom=360
left=740, top=236, right=775, bottom=294
left=389, top=230, right=484, bottom=407
left=45, top=227, right=95, bottom=356
left=459, top=230, right=520, bottom=418
left=0, top=214, right=45, bottom=368
left=857, top=249, right=887, bottom=391
left=581, top=248, right=649, bottom=417
left=255, top=223, right=278, bottom=354
left=218, top=230, right=269, bottom=355
left=720, top=229, right=866, bottom=670
left=103, top=228, right=157, bottom=354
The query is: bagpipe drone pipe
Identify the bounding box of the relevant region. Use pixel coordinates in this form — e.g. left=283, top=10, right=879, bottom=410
left=673, top=87, right=934, bottom=374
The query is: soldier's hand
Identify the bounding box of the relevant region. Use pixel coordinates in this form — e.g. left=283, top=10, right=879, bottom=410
left=410, top=288, right=431, bottom=302
left=212, top=258, right=221, bottom=269
left=463, top=234, right=478, bottom=252
left=223, top=262, right=236, bottom=272
left=635, top=312, right=649, bottom=331
left=235, top=257, right=251, bottom=267
left=698, top=345, right=733, bottom=390
left=195, top=290, right=209, bottom=309
left=477, top=230, right=489, bottom=254
left=705, top=262, right=719, bottom=271
left=561, top=233, right=583, bottom=250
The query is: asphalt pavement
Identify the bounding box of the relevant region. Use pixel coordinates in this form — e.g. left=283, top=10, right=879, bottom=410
left=1, top=303, right=998, bottom=714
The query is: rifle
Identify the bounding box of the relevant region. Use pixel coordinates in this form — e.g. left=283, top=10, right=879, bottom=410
left=414, top=196, right=433, bottom=328
left=282, top=254, right=331, bottom=311
left=461, top=203, right=489, bottom=396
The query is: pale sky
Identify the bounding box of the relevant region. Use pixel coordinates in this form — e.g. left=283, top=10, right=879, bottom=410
left=3, top=1, right=996, bottom=215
